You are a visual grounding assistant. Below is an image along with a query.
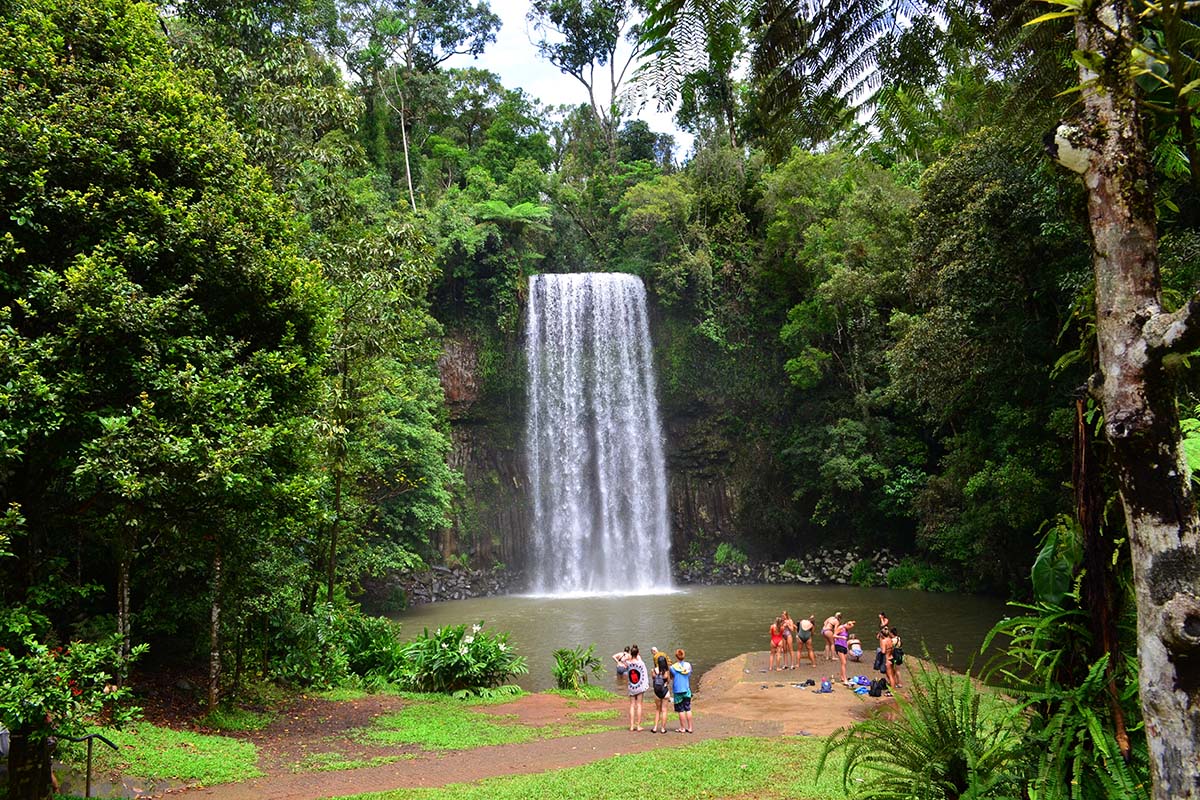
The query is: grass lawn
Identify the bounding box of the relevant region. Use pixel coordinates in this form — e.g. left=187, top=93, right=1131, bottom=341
left=356, top=693, right=612, bottom=750
left=336, top=736, right=847, bottom=800
left=59, top=722, right=262, bottom=785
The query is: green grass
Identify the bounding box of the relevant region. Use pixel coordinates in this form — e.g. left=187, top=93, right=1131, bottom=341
left=570, top=709, right=618, bottom=721
left=200, top=705, right=276, bottom=731
left=544, top=685, right=616, bottom=702
left=293, top=752, right=415, bottom=772
left=357, top=698, right=609, bottom=750
left=336, top=737, right=846, bottom=800
left=60, top=722, right=262, bottom=785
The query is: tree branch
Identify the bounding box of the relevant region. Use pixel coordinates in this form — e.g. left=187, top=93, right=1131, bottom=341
left=1145, top=295, right=1200, bottom=355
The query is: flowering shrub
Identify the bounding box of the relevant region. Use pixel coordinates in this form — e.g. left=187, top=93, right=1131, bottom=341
left=0, top=631, right=144, bottom=742
left=393, top=622, right=527, bottom=693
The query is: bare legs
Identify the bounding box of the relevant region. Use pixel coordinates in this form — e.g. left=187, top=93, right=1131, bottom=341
left=653, top=696, right=668, bottom=732
left=628, top=693, right=644, bottom=731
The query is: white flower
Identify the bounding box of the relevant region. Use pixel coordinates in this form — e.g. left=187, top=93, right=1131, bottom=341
left=441, top=643, right=448, bottom=649
left=498, top=643, right=507, bottom=652
left=459, top=646, right=469, bottom=655
left=463, top=635, right=475, bottom=645
left=472, top=624, right=482, bottom=633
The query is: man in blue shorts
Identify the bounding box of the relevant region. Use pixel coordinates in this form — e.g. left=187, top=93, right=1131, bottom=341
left=670, top=648, right=693, bottom=733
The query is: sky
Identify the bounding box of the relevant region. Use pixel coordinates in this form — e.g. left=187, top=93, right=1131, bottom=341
left=442, top=0, right=696, bottom=158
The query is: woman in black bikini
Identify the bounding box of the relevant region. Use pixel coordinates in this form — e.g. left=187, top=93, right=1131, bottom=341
left=650, top=654, right=672, bottom=733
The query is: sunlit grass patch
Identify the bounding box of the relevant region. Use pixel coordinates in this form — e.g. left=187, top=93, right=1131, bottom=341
left=339, top=736, right=845, bottom=800
left=570, top=709, right=618, bottom=721
left=544, top=685, right=616, bottom=702
left=357, top=699, right=608, bottom=750
left=61, top=722, right=262, bottom=785
left=200, top=705, right=276, bottom=731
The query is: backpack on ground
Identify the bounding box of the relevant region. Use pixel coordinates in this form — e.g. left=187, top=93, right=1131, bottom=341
left=868, top=677, right=888, bottom=697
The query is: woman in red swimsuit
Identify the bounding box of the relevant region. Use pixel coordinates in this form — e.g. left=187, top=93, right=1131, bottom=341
left=769, top=617, right=785, bottom=671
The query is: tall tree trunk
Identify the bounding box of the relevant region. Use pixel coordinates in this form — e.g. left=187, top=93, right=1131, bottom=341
left=117, top=546, right=131, bottom=663
left=208, top=542, right=222, bottom=709
left=327, top=468, right=342, bottom=605
left=1064, top=0, right=1200, bottom=794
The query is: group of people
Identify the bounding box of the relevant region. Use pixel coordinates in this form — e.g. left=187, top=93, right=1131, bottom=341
left=769, top=610, right=904, bottom=688
left=612, top=645, right=694, bottom=734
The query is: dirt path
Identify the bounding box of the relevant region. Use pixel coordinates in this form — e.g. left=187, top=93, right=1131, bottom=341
left=166, top=652, right=893, bottom=800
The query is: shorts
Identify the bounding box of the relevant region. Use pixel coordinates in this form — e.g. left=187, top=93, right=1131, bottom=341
left=673, top=693, right=692, bottom=712
left=798, top=629, right=811, bottom=642
left=835, top=644, right=848, bottom=654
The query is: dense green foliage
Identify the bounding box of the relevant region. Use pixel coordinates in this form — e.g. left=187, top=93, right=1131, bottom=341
left=0, top=0, right=458, bottom=716
left=1, top=0, right=1197, bottom=793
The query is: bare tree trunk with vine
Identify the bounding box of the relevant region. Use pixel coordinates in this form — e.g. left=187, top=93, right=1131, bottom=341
left=1052, top=0, right=1200, bottom=794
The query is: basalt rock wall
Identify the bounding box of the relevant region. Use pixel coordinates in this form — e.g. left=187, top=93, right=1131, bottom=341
left=438, top=330, right=530, bottom=570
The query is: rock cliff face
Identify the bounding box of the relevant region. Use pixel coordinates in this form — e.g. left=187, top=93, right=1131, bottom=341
left=664, top=413, right=738, bottom=551
left=437, top=331, right=530, bottom=571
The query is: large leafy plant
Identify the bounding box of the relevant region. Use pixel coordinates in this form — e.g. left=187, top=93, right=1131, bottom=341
left=394, top=622, right=527, bottom=693
left=551, top=644, right=605, bottom=691
left=983, top=597, right=1149, bottom=800
left=819, top=661, right=1023, bottom=799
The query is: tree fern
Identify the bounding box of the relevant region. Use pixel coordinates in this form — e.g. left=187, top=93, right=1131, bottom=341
left=818, top=660, right=1024, bottom=799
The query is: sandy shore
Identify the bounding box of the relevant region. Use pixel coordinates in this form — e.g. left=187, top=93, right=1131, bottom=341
left=698, top=649, right=897, bottom=736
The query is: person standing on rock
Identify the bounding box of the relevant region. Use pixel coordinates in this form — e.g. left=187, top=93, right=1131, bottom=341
left=670, top=648, right=693, bottom=733
left=874, top=612, right=890, bottom=674
left=797, top=615, right=818, bottom=667
left=769, top=617, right=785, bottom=671
left=822, top=612, right=841, bottom=661
left=833, top=619, right=855, bottom=683
left=885, top=628, right=903, bottom=689
left=781, top=611, right=796, bottom=669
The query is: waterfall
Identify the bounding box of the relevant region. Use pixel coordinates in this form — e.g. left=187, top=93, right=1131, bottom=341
left=525, top=273, right=673, bottom=594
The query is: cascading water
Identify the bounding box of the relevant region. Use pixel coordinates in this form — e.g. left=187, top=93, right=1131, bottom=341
left=525, top=273, right=672, bottom=594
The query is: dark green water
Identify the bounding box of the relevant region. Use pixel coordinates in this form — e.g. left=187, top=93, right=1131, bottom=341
left=393, top=584, right=1010, bottom=690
